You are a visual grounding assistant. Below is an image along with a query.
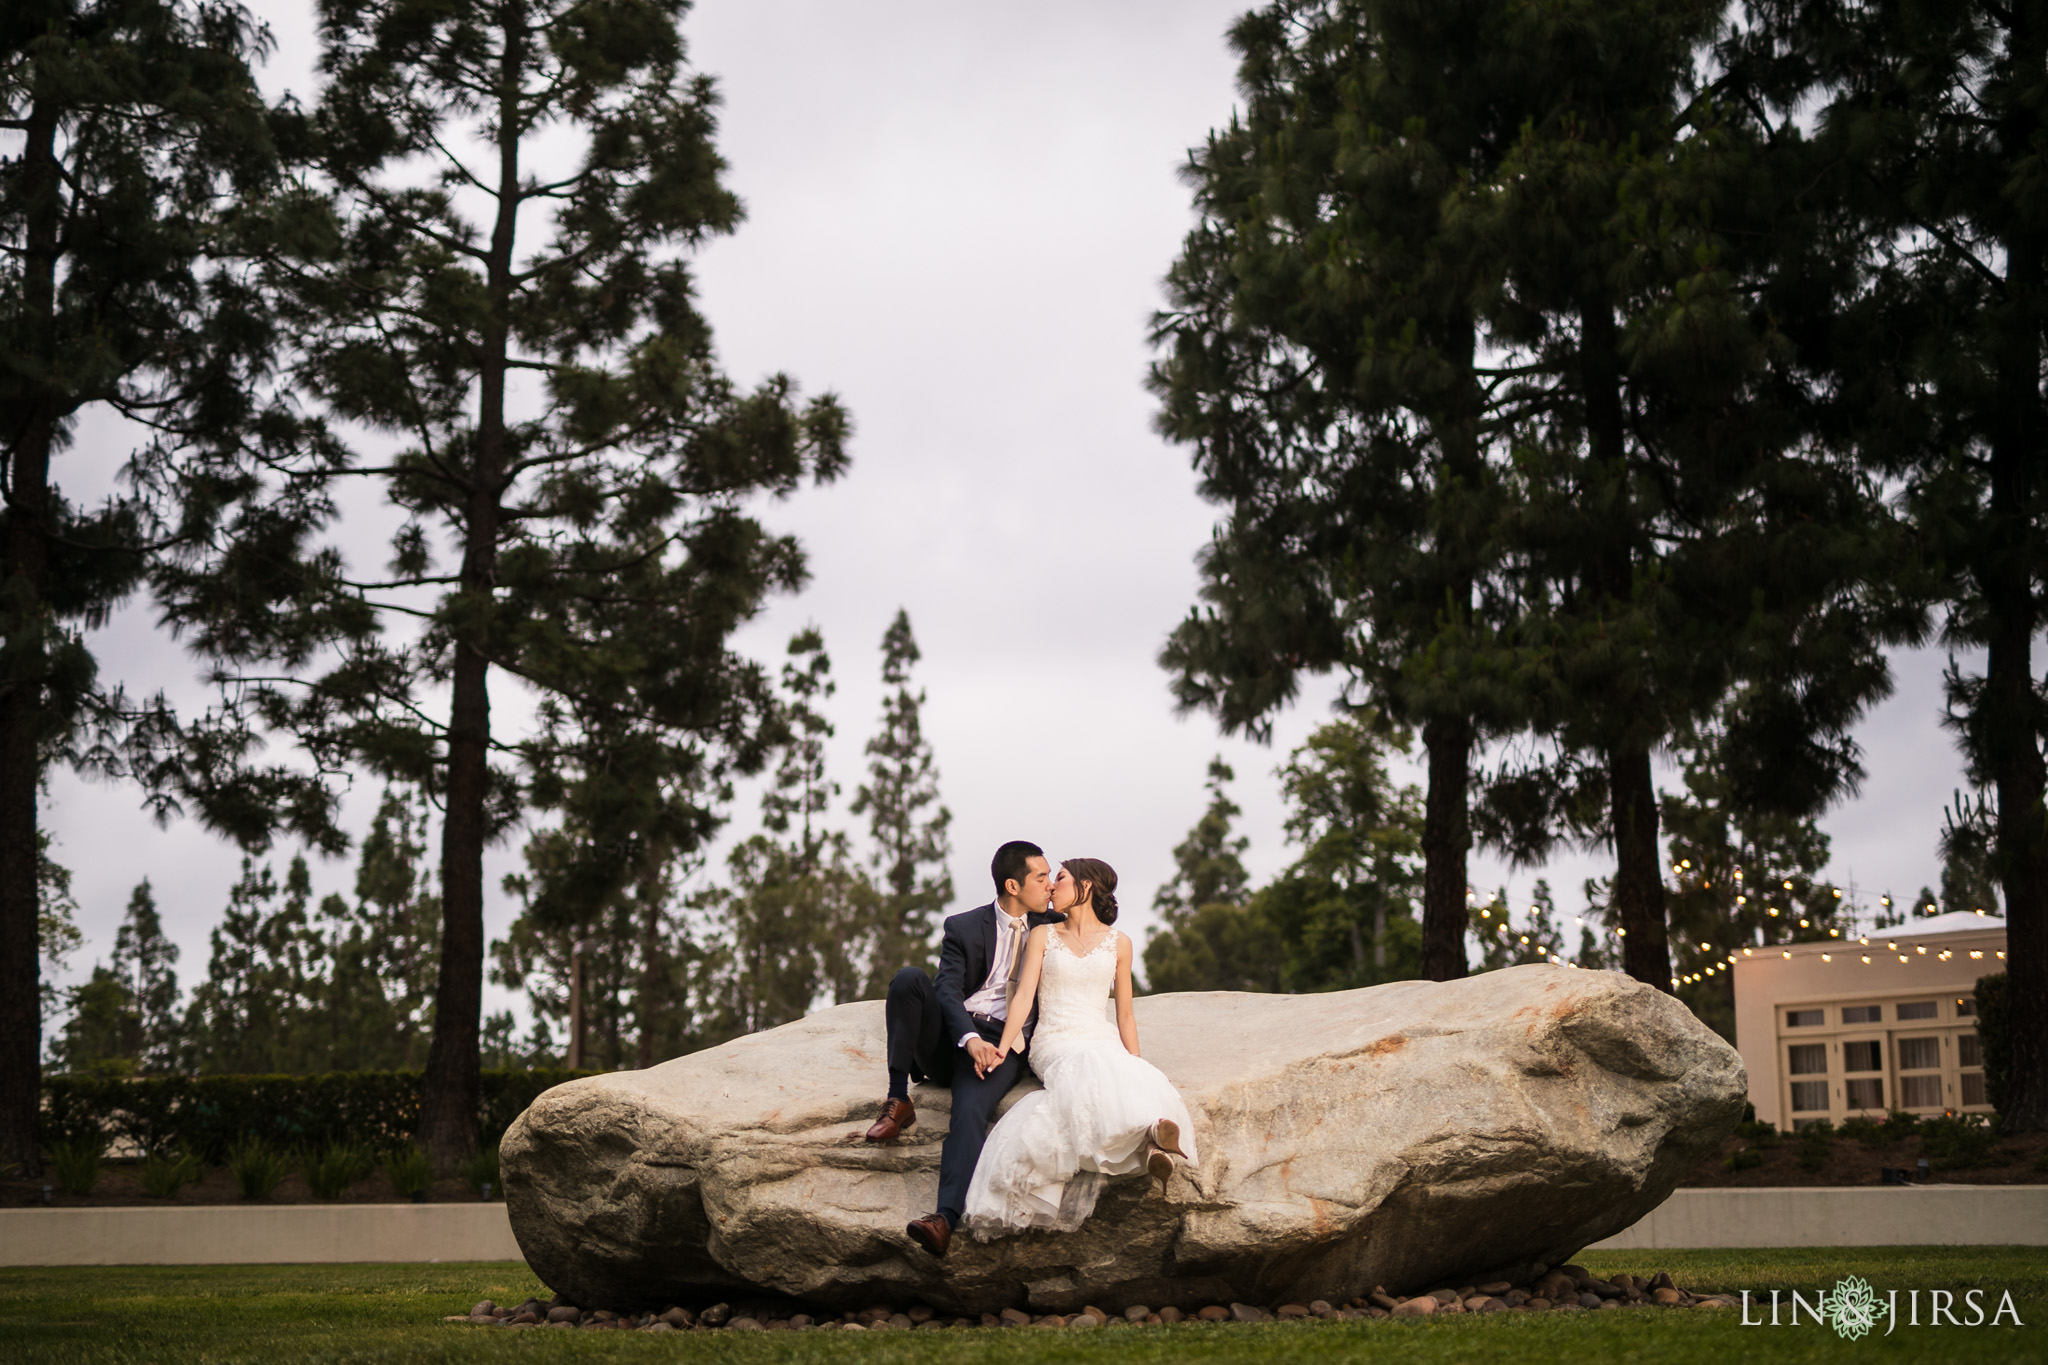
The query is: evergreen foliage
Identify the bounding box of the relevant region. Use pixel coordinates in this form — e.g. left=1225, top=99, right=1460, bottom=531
left=38, top=1067, right=592, bottom=1158
left=850, top=609, right=953, bottom=990
left=1152, top=0, right=1530, bottom=983
left=1730, top=0, right=2048, bottom=1128
left=111, top=880, right=180, bottom=1073
left=153, top=0, right=848, bottom=1168
left=1659, top=740, right=1848, bottom=1038
left=1146, top=720, right=1425, bottom=992
left=0, top=0, right=293, bottom=1178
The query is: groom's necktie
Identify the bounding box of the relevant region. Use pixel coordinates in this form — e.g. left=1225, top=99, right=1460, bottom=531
left=1002, top=916, right=1028, bottom=1016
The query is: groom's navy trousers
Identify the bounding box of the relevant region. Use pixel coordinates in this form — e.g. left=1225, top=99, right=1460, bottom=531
left=885, top=966, right=1030, bottom=1229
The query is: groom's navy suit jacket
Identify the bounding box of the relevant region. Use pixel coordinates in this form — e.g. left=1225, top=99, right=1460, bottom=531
left=933, top=901, right=1066, bottom=1054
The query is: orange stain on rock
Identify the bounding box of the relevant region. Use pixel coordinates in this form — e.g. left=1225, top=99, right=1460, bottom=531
left=1368, top=1035, right=1407, bottom=1057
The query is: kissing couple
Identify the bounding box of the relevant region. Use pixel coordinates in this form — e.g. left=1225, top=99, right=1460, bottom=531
left=864, top=841, right=1199, bottom=1258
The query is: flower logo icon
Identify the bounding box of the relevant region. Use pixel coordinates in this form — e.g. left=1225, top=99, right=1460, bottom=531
left=1825, top=1275, right=1882, bottom=1340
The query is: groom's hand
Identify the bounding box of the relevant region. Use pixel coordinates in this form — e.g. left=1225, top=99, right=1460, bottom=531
left=965, top=1036, right=1003, bottom=1078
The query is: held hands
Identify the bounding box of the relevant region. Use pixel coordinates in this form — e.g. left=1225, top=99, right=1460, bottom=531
left=966, top=1035, right=1006, bottom=1078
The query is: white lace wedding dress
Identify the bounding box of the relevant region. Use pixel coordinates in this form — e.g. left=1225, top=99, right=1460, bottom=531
left=960, top=928, right=1198, bottom=1239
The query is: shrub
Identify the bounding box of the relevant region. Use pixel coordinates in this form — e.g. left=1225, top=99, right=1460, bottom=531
left=138, top=1149, right=201, bottom=1199
left=1723, top=1146, right=1764, bottom=1171
left=47, top=1137, right=104, bottom=1196
left=38, top=1069, right=592, bottom=1159
left=381, top=1146, right=433, bottom=1200
left=303, top=1142, right=377, bottom=1199
left=463, top=1145, right=500, bottom=1200
left=1919, top=1113, right=2002, bottom=1171
left=1975, top=972, right=2009, bottom=1121
left=1796, top=1119, right=1834, bottom=1171
left=1734, top=1117, right=1780, bottom=1146
left=228, top=1138, right=290, bottom=1201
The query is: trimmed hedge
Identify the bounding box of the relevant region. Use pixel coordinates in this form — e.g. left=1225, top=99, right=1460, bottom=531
left=39, top=1069, right=594, bottom=1160
left=1975, top=972, right=2009, bottom=1121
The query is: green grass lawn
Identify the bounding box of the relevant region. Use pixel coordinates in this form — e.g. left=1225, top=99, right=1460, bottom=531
left=0, top=1248, right=2039, bottom=1364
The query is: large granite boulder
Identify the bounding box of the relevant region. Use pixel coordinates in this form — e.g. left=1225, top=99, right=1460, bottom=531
left=501, top=964, right=1743, bottom=1313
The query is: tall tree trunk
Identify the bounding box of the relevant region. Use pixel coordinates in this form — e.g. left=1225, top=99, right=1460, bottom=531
left=1420, top=715, right=1472, bottom=980
left=0, top=102, right=62, bottom=1179
left=1608, top=746, right=1672, bottom=989
left=419, top=16, right=523, bottom=1171
left=1579, top=297, right=1672, bottom=990
left=1985, top=52, right=2048, bottom=1127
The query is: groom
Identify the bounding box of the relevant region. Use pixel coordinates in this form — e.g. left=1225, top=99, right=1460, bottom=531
left=864, top=839, right=1062, bottom=1258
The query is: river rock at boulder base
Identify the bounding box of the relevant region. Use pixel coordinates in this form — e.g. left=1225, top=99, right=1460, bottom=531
left=502, top=963, right=1744, bottom=1314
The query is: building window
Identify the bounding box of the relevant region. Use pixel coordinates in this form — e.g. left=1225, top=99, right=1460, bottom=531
left=1959, top=1034, right=1982, bottom=1068
left=1786, top=1008, right=1824, bottom=1028
left=1898, top=1075, right=1943, bottom=1109
left=1897, top=1000, right=1937, bottom=1021
left=1790, top=1080, right=1829, bottom=1113
left=1843, top=1040, right=1883, bottom=1072
left=1845, top=1078, right=1884, bottom=1110
left=1962, top=1073, right=1987, bottom=1106
left=1897, top=1037, right=1941, bottom=1070
left=1956, top=998, right=1977, bottom=1018
left=1842, top=1004, right=1882, bottom=1024
left=1788, top=1044, right=1827, bottom=1075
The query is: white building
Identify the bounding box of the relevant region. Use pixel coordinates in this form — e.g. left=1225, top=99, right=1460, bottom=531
left=1730, top=911, right=2006, bottom=1129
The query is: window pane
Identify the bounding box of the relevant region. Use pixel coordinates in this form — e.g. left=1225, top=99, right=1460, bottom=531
left=1791, top=1080, right=1830, bottom=1113
left=1842, top=1005, right=1881, bottom=1024
left=1844, top=1040, right=1883, bottom=1072
left=1897, top=1037, right=1941, bottom=1070
left=1788, top=1043, right=1828, bottom=1075
left=1959, top=1034, right=1982, bottom=1067
left=1845, top=1078, right=1884, bottom=1110
left=1899, top=1074, right=1943, bottom=1109
left=1962, top=1073, right=1987, bottom=1106
left=1897, top=1001, right=1937, bottom=1020
left=1956, top=998, right=1978, bottom=1018
left=1786, top=1008, right=1824, bottom=1028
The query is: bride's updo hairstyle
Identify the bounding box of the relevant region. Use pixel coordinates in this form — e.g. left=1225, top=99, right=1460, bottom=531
left=1062, top=857, right=1119, bottom=925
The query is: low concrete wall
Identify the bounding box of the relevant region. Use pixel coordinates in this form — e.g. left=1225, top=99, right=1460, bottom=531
left=0, top=1203, right=520, bottom=1266
left=1590, top=1186, right=2048, bottom=1250
left=0, top=1187, right=2038, bottom=1266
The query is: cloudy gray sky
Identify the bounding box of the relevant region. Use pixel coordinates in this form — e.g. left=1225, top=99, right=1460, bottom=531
left=42, top=0, right=1977, bottom=1028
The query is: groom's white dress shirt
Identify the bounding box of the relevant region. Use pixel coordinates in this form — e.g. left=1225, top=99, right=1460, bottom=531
left=957, top=905, right=1030, bottom=1048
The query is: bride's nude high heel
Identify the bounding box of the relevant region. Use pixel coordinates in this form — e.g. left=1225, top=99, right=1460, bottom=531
left=1149, top=1118, right=1186, bottom=1160
left=1146, top=1146, right=1174, bottom=1192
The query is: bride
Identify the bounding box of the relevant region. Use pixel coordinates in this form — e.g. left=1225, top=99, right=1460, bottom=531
left=961, top=857, right=1198, bottom=1239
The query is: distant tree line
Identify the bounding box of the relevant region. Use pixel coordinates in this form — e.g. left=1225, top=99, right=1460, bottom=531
left=38, top=612, right=951, bottom=1079
left=1150, top=0, right=2045, bottom=1128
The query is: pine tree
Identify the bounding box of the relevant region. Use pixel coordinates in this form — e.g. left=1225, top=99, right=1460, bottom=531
left=0, top=0, right=289, bottom=1175
left=1264, top=713, right=1424, bottom=986
left=850, top=610, right=953, bottom=988
left=706, top=629, right=878, bottom=1028
left=155, top=0, right=849, bottom=1168
left=110, top=880, right=181, bottom=1073
left=1729, top=0, right=2047, bottom=1128
left=35, top=831, right=81, bottom=1037
left=50, top=965, right=137, bottom=1075
left=1152, top=759, right=1251, bottom=926
left=1660, top=746, right=1846, bottom=1039
left=1144, top=759, right=1269, bottom=992
left=1453, top=0, right=1913, bottom=994
left=1153, top=0, right=1531, bottom=984
left=320, top=789, right=440, bottom=1069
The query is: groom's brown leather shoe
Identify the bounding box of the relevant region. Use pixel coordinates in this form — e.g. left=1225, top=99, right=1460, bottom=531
left=906, top=1213, right=952, bottom=1258
left=864, top=1098, right=915, bottom=1142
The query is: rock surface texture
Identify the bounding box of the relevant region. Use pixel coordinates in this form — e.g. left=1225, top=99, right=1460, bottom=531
left=501, top=964, right=1744, bottom=1314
